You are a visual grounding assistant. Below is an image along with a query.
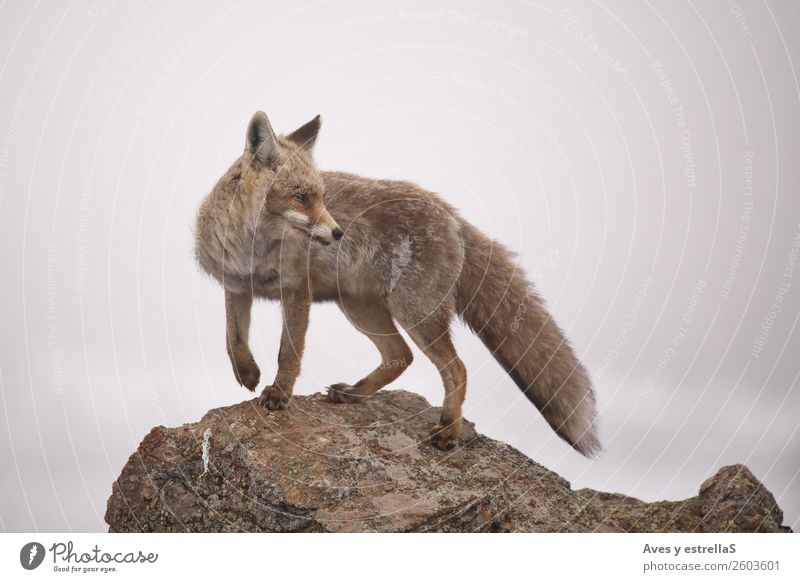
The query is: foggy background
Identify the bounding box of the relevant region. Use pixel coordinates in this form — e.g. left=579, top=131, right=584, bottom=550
left=1, top=0, right=798, bottom=531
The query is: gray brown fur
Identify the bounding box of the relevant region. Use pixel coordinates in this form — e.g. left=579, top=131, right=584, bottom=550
left=195, top=111, right=600, bottom=455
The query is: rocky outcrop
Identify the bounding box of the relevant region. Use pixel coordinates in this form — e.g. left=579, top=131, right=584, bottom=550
left=105, top=390, right=790, bottom=532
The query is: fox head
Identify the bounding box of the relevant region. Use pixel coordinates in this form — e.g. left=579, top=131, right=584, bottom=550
left=241, top=111, right=343, bottom=245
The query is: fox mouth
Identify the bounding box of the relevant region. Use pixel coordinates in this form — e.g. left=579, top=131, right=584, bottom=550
left=291, top=224, right=331, bottom=246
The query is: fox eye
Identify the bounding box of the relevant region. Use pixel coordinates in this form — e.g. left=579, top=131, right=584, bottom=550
left=294, top=193, right=309, bottom=206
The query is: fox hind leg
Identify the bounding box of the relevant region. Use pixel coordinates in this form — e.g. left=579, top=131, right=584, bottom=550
left=391, top=306, right=466, bottom=451
left=327, top=300, right=413, bottom=403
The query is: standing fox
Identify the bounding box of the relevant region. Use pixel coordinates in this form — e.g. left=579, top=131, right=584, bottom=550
left=195, top=111, right=600, bottom=455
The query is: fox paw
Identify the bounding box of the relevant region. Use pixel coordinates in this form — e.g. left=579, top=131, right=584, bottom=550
left=232, top=358, right=260, bottom=392
left=430, top=423, right=460, bottom=451
left=258, top=385, right=290, bottom=410
left=326, top=383, right=364, bottom=404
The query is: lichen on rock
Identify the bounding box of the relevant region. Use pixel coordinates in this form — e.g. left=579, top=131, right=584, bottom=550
left=105, top=390, right=791, bottom=533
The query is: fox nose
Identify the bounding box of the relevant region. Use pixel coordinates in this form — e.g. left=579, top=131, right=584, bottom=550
left=332, top=227, right=344, bottom=241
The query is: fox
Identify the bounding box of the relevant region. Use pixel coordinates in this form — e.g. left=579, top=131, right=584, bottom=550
left=194, top=111, right=600, bottom=455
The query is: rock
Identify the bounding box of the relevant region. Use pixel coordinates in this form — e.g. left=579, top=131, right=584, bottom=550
left=105, top=390, right=791, bottom=532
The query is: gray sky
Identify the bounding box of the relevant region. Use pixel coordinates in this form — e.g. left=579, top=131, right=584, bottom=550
left=1, top=0, right=799, bottom=531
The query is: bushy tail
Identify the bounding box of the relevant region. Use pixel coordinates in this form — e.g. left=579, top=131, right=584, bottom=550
left=455, top=221, right=600, bottom=457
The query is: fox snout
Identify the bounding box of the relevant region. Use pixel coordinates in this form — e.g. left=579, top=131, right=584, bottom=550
left=310, top=214, right=345, bottom=244
left=284, top=208, right=344, bottom=245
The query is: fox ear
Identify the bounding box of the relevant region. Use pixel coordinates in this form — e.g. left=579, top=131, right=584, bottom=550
left=286, top=115, right=321, bottom=152
left=245, top=111, right=278, bottom=165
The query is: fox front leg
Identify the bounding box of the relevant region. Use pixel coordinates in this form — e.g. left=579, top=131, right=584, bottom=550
left=259, top=288, right=310, bottom=410
left=225, top=289, right=260, bottom=391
